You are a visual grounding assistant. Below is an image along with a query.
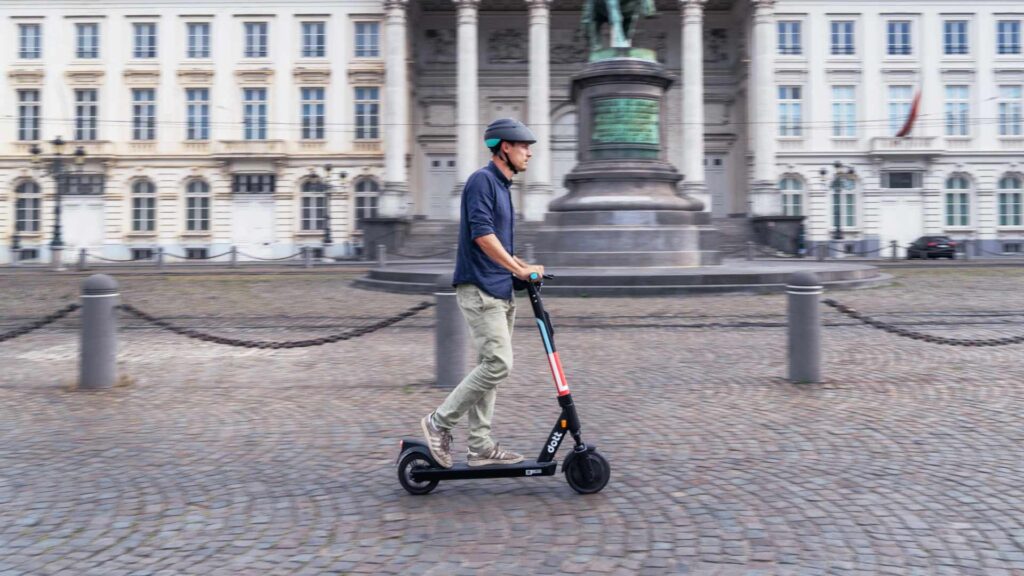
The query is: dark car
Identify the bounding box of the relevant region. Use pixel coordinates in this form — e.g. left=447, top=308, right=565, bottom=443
left=907, top=235, right=957, bottom=259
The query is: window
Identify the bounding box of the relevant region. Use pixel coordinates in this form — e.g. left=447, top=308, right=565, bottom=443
left=302, top=21, right=326, bottom=57
left=243, top=88, right=268, bottom=140
left=232, top=174, right=275, bottom=193
left=944, top=20, right=968, bottom=55
left=355, top=179, right=380, bottom=229
left=1003, top=242, right=1022, bottom=253
left=301, top=180, right=327, bottom=231
left=185, top=180, right=210, bottom=232
left=882, top=171, right=921, bottom=189
left=354, top=22, right=379, bottom=57
left=944, top=85, right=970, bottom=136
left=132, top=89, right=156, bottom=141
left=888, top=85, right=914, bottom=135
left=15, top=181, right=41, bottom=233
left=76, top=23, right=99, bottom=58
left=186, top=88, right=210, bottom=141
left=998, top=20, right=1021, bottom=55
left=131, top=248, right=154, bottom=261
left=244, top=22, right=268, bottom=57
left=19, top=24, right=41, bottom=59
left=779, top=177, right=803, bottom=217
left=354, top=87, right=380, bottom=140
left=187, top=23, right=210, bottom=58
left=75, top=89, right=98, bottom=141
left=999, top=176, right=1023, bottom=226
left=301, top=87, right=325, bottom=140
left=828, top=177, right=857, bottom=229
left=132, top=180, right=157, bottom=232
left=831, top=86, right=856, bottom=137
left=18, top=90, right=40, bottom=142
left=186, top=248, right=208, bottom=260
left=995, top=176, right=1019, bottom=225
left=999, top=85, right=1023, bottom=136
left=133, top=23, right=157, bottom=58
left=944, top=176, right=970, bottom=227
left=61, top=174, right=104, bottom=195
left=887, top=21, right=911, bottom=56
left=777, top=21, right=801, bottom=55
left=830, top=21, right=855, bottom=55
left=777, top=86, right=802, bottom=137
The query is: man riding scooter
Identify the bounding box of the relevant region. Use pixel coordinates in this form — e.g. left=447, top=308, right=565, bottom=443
left=419, top=118, right=545, bottom=469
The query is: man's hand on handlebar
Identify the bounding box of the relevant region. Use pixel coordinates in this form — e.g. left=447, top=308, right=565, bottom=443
left=514, top=264, right=545, bottom=282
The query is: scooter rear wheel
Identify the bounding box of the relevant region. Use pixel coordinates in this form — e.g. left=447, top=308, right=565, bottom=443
left=398, top=452, right=439, bottom=495
left=564, top=450, right=610, bottom=494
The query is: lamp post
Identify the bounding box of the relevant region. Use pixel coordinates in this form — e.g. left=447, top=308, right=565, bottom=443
left=30, top=137, right=86, bottom=268
left=820, top=160, right=856, bottom=241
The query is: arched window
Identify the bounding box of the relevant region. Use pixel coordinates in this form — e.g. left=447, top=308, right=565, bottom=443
left=185, top=180, right=210, bottom=232
left=944, top=175, right=971, bottom=227
left=300, top=178, right=327, bottom=231
left=15, top=180, right=41, bottom=233
left=354, top=178, right=379, bottom=230
left=131, top=179, right=156, bottom=232
left=998, top=175, right=1023, bottom=227
left=778, top=176, right=804, bottom=216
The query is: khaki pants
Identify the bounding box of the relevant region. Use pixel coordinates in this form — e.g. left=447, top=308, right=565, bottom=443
left=433, top=283, right=516, bottom=452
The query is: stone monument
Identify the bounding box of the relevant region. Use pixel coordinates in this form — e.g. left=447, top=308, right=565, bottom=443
left=534, top=0, right=720, bottom=267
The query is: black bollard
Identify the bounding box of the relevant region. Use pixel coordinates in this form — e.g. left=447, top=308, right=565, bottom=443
left=79, top=274, right=120, bottom=390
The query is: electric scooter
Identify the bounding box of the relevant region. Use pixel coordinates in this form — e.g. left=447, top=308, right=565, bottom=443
left=397, top=273, right=611, bottom=495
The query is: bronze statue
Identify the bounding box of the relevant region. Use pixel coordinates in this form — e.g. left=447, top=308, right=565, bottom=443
left=581, top=0, right=657, bottom=53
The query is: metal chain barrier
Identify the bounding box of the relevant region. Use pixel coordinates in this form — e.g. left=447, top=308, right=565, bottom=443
left=822, top=298, right=1024, bottom=347
left=117, top=301, right=435, bottom=348
left=828, top=244, right=886, bottom=257
left=0, top=303, right=81, bottom=343
left=90, top=254, right=143, bottom=263
left=235, top=251, right=303, bottom=261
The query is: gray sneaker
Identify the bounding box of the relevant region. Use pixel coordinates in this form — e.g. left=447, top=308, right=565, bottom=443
left=466, top=443, right=524, bottom=467
left=420, top=413, right=453, bottom=469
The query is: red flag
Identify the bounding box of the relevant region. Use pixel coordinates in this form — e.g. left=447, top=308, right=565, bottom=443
left=896, top=89, right=921, bottom=137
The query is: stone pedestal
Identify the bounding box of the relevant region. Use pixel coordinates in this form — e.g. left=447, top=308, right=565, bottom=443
left=534, top=55, right=719, bottom=267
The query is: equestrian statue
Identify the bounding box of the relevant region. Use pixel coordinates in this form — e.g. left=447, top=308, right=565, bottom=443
left=581, top=0, right=658, bottom=54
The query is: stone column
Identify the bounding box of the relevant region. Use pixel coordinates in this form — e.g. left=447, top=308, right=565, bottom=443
left=524, top=0, right=553, bottom=222
left=680, top=0, right=708, bottom=212
left=381, top=0, right=410, bottom=217
left=451, top=0, right=481, bottom=219
left=749, top=0, right=779, bottom=216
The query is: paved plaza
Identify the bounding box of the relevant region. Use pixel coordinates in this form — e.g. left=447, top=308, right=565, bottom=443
left=2, top=267, right=1024, bottom=575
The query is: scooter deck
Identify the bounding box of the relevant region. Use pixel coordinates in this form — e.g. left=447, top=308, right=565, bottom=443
left=412, top=459, right=558, bottom=482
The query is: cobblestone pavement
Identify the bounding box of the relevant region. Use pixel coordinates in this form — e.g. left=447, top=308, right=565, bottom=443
left=2, top=269, right=1024, bottom=575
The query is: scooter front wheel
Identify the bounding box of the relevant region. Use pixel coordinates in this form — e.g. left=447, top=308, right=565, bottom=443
left=563, top=450, right=610, bottom=494
left=398, top=452, right=439, bottom=495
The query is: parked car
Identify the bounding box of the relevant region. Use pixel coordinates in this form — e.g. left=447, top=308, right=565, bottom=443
left=906, top=236, right=957, bottom=259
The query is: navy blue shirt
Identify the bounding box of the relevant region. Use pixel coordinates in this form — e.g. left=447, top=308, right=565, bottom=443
left=453, top=162, right=516, bottom=300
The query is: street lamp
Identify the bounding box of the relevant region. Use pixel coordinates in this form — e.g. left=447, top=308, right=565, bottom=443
left=29, top=137, right=86, bottom=267
left=820, top=160, right=856, bottom=241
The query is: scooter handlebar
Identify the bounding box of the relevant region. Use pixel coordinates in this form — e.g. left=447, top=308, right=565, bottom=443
left=528, top=273, right=555, bottom=282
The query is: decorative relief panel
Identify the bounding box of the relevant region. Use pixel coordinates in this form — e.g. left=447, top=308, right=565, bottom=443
left=124, top=69, right=161, bottom=86
left=7, top=69, right=44, bottom=86
left=348, top=63, right=384, bottom=85
left=293, top=67, right=331, bottom=85
left=487, top=29, right=526, bottom=64
left=235, top=68, right=274, bottom=85
left=704, top=28, right=731, bottom=66
left=65, top=69, right=105, bottom=86
left=423, top=29, right=456, bottom=64
left=551, top=28, right=587, bottom=64
left=177, top=68, right=215, bottom=85
left=425, top=102, right=456, bottom=127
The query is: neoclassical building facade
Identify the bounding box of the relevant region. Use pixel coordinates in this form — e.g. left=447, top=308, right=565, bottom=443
left=2, top=0, right=1024, bottom=263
